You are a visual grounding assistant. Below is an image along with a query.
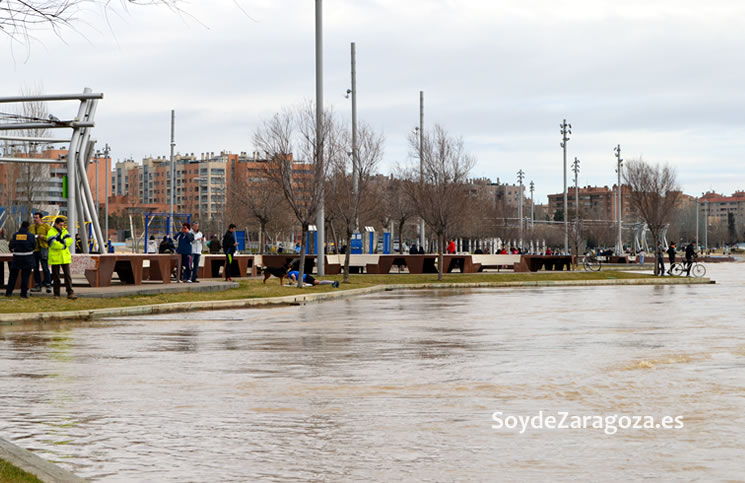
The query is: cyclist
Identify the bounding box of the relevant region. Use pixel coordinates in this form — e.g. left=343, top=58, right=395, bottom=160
left=684, top=241, right=697, bottom=277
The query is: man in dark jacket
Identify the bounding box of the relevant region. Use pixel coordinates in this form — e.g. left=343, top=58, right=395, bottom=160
left=174, top=223, right=194, bottom=282
left=684, top=241, right=697, bottom=276
left=222, top=224, right=238, bottom=281
left=666, top=242, right=676, bottom=275
left=208, top=234, right=222, bottom=254
left=5, top=221, right=36, bottom=298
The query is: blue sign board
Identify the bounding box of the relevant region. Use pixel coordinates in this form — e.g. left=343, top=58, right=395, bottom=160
left=350, top=232, right=363, bottom=254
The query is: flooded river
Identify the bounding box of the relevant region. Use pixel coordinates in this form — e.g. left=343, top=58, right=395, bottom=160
left=1, top=264, right=744, bottom=481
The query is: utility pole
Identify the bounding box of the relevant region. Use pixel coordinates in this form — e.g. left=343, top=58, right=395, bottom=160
left=169, top=110, right=175, bottom=236
left=696, top=197, right=701, bottom=246
left=103, top=143, right=110, bottom=249
left=315, top=0, right=325, bottom=275
left=95, top=150, right=100, bottom=218
left=419, top=90, right=425, bottom=251
left=349, top=41, right=359, bottom=231
left=614, top=144, right=623, bottom=255
left=560, top=119, right=572, bottom=254
left=572, top=156, right=580, bottom=238
left=529, top=180, right=535, bottom=230
left=517, top=169, right=525, bottom=250
left=704, top=198, right=708, bottom=250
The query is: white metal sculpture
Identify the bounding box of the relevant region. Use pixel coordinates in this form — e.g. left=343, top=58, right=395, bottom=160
left=0, top=89, right=105, bottom=253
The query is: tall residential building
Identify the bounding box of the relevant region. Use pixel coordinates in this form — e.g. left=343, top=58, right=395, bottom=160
left=699, top=191, right=745, bottom=226
left=547, top=185, right=632, bottom=221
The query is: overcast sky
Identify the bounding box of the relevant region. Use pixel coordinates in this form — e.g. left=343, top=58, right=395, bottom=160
left=3, top=0, right=745, bottom=203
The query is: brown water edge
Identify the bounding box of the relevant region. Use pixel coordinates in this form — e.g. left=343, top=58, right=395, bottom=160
left=0, top=264, right=743, bottom=481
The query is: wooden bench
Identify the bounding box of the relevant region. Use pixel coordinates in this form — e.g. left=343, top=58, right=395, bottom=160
left=197, top=254, right=257, bottom=279
left=514, top=255, right=573, bottom=272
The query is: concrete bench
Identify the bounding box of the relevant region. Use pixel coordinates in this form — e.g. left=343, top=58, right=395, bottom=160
left=471, top=254, right=521, bottom=271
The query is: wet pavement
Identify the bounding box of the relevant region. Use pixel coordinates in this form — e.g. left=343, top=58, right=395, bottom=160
left=1, top=264, right=744, bottom=481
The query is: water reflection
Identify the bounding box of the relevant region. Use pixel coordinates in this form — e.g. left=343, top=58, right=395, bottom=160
left=0, top=264, right=744, bottom=481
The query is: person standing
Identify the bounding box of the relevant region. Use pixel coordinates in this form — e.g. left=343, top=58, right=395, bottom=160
left=666, top=242, right=677, bottom=275
left=208, top=234, right=221, bottom=254
left=30, top=212, right=52, bottom=293
left=5, top=221, right=36, bottom=298
left=190, top=222, right=204, bottom=283
left=655, top=242, right=665, bottom=276
left=174, top=223, right=194, bottom=283
left=684, top=241, right=697, bottom=277
left=222, top=224, right=238, bottom=281
left=446, top=239, right=456, bottom=254
left=47, top=217, right=77, bottom=300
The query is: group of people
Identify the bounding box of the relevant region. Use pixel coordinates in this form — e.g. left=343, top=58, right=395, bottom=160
left=655, top=241, right=698, bottom=276
left=5, top=214, right=77, bottom=299
left=156, top=223, right=239, bottom=282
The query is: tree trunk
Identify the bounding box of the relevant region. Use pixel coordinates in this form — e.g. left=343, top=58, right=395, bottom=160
left=398, top=219, right=406, bottom=253
left=438, top=232, right=445, bottom=281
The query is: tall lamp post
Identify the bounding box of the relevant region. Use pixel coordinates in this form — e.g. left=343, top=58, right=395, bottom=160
left=103, top=143, right=110, bottom=250
left=560, top=119, right=571, bottom=254
left=347, top=41, right=359, bottom=232
left=419, top=90, right=425, bottom=251
left=572, top=156, right=580, bottom=236
left=614, top=144, right=623, bottom=255
left=695, top=196, right=699, bottom=246
left=529, top=180, right=535, bottom=230
left=517, top=169, right=525, bottom=250
left=315, top=0, right=325, bottom=275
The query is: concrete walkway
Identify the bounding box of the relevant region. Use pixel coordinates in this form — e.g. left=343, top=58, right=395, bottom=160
left=1, top=437, right=86, bottom=482
left=21, top=279, right=238, bottom=299
left=0, top=276, right=713, bottom=326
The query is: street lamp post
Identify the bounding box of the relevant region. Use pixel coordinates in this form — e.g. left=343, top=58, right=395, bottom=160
left=103, top=143, right=110, bottom=250
left=695, top=197, right=699, bottom=246
left=614, top=144, right=623, bottom=255
left=572, top=157, right=580, bottom=246
left=529, top=180, right=535, bottom=230
left=419, top=90, right=425, bottom=251
left=315, top=0, right=325, bottom=275
left=517, top=169, right=525, bottom=250
left=560, top=119, right=571, bottom=254
left=348, top=41, right=359, bottom=232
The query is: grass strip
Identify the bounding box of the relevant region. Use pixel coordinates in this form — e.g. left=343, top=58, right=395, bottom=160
left=0, top=458, right=43, bottom=483
left=0, top=270, right=658, bottom=315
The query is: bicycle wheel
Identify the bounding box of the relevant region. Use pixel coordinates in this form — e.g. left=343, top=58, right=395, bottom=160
left=671, top=264, right=684, bottom=276
left=692, top=264, right=706, bottom=278
left=586, top=259, right=601, bottom=271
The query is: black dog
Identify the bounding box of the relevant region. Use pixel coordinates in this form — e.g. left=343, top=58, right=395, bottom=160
left=262, top=262, right=292, bottom=284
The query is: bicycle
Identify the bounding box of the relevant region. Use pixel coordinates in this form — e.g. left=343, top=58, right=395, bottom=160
left=671, top=259, right=706, bottom=278
left=582, top=252, right=602, bottom=271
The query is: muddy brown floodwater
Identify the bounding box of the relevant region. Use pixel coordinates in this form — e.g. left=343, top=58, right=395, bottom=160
left=1, top=264, right=744, bottom=481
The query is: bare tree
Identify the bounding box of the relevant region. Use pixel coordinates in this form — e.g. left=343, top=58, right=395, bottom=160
left=378, top=175, right=415, bottom=254
left=229, top=172, right=292, bottom=253
left=253, top=103, right=342, bottom=287
left=402, top=124, right=475, bottom=280
left=326, top=122, right=384, bottom=282
left=623, top=159, right=681, bottom=275
left=1, top=1, right=184, bottom=47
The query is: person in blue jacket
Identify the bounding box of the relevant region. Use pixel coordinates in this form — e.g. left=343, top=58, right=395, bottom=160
left=287, top=270, right=339, bottom=288
left=174, top=223, right=194, bottom=282
left=5, top=221, right=37, bottom=298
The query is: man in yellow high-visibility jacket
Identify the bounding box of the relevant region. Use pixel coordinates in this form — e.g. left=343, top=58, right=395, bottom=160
left=47, top=217, right=77, bottom=300
left=30, top=212, right=52, bottom=293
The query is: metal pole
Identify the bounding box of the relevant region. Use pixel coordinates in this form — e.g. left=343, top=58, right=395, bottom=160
left=614, top=144, right=623, bottom=255
left=517, top=169, right=524, bottom=250
left=704, top=200, right=708, bottom=250
left=169, top=110, right=175, bottom=236
left=572, top=157, right=580, bottom=246
left=95, top=153, right=99, bottom=217
left=350, top=41, right=359, bottom=232
left=529, top=181, right=535, bottom=230
left=560, top=119, right=571, bottom=254
left=696, top=197, right=700, bottom=246
left=419, top=90, right=425, bottom=251
left=315, top=0, right=325, bottom=275
left=104, top=143, right=110, bottom=248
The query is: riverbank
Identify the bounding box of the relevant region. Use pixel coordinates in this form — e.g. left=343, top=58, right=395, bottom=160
left=0, top=271, right=712, bottom=325
left=1, top=437, right=85, bottom=483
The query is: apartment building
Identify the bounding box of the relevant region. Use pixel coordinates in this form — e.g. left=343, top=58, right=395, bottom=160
left=547, top=185, right=632, bottom=221
left=699, top=191, right=745, bottom=226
